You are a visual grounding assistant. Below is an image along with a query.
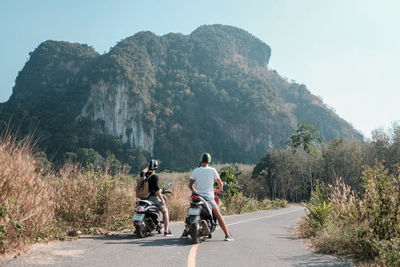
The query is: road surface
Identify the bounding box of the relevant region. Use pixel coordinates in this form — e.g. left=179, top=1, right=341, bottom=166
left=2, top=205, right=354, bottom=267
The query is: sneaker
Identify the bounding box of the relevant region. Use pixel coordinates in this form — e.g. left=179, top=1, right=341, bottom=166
left=157, top=224, right=164, bottom=234
left=180, top=230, right=189, bottom=239
left=164, top=230, right=173, bottom=237
left=225, top=234, right=234, bottom=241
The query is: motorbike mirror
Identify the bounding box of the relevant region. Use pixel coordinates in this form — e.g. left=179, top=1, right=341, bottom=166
left=167, top=181, right=172, bottom=187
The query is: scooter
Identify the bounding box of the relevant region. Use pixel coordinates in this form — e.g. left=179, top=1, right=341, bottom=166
left=184, top=188, right=222, bottom=244
left=133, top=183, right=172, bottom=238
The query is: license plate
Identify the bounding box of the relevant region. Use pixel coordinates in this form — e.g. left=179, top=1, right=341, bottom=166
left=133, top=213, right=144, bottom=221
left=188, top=208, right=200, bottom=216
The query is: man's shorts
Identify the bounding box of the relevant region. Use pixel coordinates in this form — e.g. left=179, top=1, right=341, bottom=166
left=146, top=195, right=166, bottom=211
left=199, top=194, right=217, bottom=209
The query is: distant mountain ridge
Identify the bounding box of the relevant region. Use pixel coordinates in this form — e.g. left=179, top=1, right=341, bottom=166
left=0, top=24, right=362, bottom=171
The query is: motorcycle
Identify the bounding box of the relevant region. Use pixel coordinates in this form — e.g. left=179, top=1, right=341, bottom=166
left=133, top=182, right=172, bottom=238
left=184, top=188, right=222, bottom=244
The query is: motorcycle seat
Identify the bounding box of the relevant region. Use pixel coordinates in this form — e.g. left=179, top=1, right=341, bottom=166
left=204, top=200, right=212, bottom=210
left=137, top=200, right=154, bottom=206
left=197, top=195, right=212, bottom=209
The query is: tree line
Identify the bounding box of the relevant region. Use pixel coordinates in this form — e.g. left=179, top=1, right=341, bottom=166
left=252, top=122, right=400, bottom=202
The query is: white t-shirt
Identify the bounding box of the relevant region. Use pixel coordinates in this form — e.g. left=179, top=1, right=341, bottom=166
left=190, top=166, right=220, bottom=198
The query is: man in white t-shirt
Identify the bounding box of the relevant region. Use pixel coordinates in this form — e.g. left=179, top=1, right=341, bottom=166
left=188, top=153, right=234, bottom=241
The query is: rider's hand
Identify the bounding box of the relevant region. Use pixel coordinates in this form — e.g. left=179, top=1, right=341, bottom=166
left=161, top=200, right=166, bottom=206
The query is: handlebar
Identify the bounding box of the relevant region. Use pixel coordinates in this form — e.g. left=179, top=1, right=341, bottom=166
left=162, top=189, right=172, bottom=195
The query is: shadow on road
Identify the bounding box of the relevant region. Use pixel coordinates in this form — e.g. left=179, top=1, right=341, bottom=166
left=271, top=234, right=302, bottom=241
left=282, top=253, right=355, bottom=267
left=80, top=233, right=135, bottom=240
left=80, top=233, right=193, bottom=247
left=123, top=237, right=193, bottom=247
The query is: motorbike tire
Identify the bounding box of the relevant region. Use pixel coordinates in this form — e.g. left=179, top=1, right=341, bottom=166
left=190, top=222, right=200, bottom=244
left=136, top=222, right=147, bottom=238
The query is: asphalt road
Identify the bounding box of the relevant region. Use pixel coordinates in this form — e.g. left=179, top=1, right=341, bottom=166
left=2, top=205, right=355, bottom=267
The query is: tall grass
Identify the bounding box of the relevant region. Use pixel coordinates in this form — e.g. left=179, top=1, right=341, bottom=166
left=0, top=129, right=138, bottom=252
left=166, top=182, right=191, bottom=221
left=54, top=165, right=136, bottom=230
left=0, top=131, right=54, bottom=252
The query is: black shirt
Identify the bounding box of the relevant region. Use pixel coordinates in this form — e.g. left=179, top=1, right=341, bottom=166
left=141, top=171, right=160, bottom=196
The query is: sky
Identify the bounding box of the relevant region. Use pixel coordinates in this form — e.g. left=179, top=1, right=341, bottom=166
left=0, top=0, right=399, bottom=138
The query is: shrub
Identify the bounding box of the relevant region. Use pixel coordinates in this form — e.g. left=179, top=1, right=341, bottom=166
left=302, top=164, right=400, bottom=264
left=303, top=182, right=332, bottom=235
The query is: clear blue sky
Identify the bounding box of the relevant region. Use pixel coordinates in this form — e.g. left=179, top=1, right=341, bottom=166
left=1, top=0, right=399, bottom=138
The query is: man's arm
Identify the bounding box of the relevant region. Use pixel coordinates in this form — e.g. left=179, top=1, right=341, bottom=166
left=156, top=189, right=165, bottom=205
left=152, top=174, right=164, bottom=205
left=216, top=178, right=223, bottom=193
left=189, top=179, right=196, bottom=194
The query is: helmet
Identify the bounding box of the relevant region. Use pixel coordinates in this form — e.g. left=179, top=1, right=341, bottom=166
left=148, top=159, right=158, bottom=170
left=200, top=153, right=211, bottom=163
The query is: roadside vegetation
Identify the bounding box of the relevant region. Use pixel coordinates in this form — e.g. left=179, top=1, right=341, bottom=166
left=300, top=166, right=400, bottom=266
left=278, top=122, right=400, bottom=265
left=0, top=130, right=286, bottom=254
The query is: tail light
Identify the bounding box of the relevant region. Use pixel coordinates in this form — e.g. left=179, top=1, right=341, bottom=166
left=192, top=195, right=200, bottom=201
left=136, top=206, right=143, bottom=212
left=214, top=195, right=219, bottom=205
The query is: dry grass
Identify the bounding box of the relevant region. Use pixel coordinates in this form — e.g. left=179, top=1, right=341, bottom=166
left=166, top=182, right=191, bottom=221
left=0, top=131, right=54, bottom=252
left=156, top=171, right=191, bottom=221
left=221, top=192, right=288, bottom=215
left=54, top=165, right=136, bottom=230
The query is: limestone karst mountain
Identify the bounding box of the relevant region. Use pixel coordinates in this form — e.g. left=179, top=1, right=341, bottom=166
left=0, top=24, right=362, bottom=171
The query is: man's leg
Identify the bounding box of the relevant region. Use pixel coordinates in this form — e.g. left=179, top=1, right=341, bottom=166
left=162, top=208, right=169, bottom=232
left=212, top=206, right=229, bottom=236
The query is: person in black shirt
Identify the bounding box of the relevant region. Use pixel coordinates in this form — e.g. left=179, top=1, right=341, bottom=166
left=142, top=159, right=172, bottom=237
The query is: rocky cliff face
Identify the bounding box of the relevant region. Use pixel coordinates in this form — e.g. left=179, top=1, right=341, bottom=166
left=1, top=24, right=363, bottom=171
left=78, top=80, right=155, bottom=156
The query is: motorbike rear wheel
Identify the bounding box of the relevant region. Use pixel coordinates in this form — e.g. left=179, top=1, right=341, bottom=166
left=190, top=222, right=200, bottom=244
left=136, top=222, right=147, bottom=238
